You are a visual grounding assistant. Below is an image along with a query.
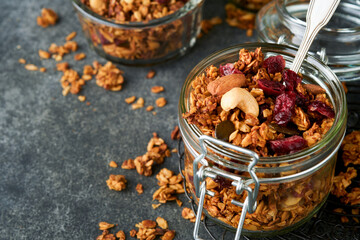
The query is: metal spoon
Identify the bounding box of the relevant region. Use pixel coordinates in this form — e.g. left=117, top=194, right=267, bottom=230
left=290, top=0, right=341, bottom=73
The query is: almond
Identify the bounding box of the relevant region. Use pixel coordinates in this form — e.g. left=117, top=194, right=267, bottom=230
left=303, top=84, right=325, bottom=95
left=207, top=73, right=246, bottom=96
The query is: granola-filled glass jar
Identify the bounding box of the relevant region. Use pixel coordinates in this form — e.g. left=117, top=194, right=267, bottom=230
left=72, top=0, right=204, bottom=65
left=178, top=43, right=347, bottom=237
left=256, top=0, right=360, bottom=82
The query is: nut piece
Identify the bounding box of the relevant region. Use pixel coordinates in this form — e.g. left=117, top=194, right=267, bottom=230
left=303, top=84, right=325, bottom=95
left=66, top=32, right=77, bottom=41
left=25, top=64, right=38, bottom=71
left=125, top=96, right=136, bottom=104
left=146, top=70, right=156, bottom=79
left=207, top=73, right=246, bottom=96
left=220, top=87, right=259, bottom=117
left=151, top=86, right=164, bottom=93
left=74, top=53, right=86, bottom=61
left=38, top=49, right=51, bottom=59
left=18, top=58, right=26, bottom=64
left=182, top=207, right=196, bottom=222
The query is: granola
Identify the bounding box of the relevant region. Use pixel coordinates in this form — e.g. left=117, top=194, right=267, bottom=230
left=95, top=61, right=124, bottom=91
left=96, top=230, right=116, bottom=240
left=37, top=8, right=58, bottom=28
left=134, top=218, right=175, bottom=240
left=106, top=174, right=127, bottom=191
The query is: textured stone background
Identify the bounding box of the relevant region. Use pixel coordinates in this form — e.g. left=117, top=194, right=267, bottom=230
left=1, top=0, right=359, bottom=240
left=0, top=0, right=257, bottom=239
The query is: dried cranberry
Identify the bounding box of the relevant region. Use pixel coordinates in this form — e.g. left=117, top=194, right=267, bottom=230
left=273, top=91, right=297, bottom=125
left=214, top=176, right=232, bottom=190
left=114, top=38, right=127, bottom=46
left=308, top=101, right=335, bottom=118
left=296, top=92, right=309, bottom=107
left=282, top=69, right=302, bottom=91
left=269, top=135, right=307, bottom=155
left=263, top=55, right=285, bottom=74
left=219, top=63, right=242, bottom=76
left=99, top=33, right=110, bottom=45
left=258, top=78, right=285, bottom=96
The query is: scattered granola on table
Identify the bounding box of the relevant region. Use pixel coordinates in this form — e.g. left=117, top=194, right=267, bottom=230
left=181, top=207, right=197, bottom=223
left=146, top=70, right=156, bottom=79
left=182, top=47, right=336, bottom=231
left=96, top=230, right=116, bottom=240
left=134, top=218, right=175, bottom=240
left=122, top=133, right=170, bottom=177
left=106, top=174, right=127, bottom=191
left=155, top=97, right=167, bottom=107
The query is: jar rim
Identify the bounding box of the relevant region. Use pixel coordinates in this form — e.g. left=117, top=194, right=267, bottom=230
left=278, top=0, right=360, bottom=32
left=72, top=0, right=204, bottom=29
left=178, top=42, right=347, bottom=172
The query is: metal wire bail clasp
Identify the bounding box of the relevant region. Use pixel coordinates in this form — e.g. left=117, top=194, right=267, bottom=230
left=192, top=135, right=260, bottom=240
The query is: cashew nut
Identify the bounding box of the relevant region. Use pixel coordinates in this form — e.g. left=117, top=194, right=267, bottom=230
left=220, top=87, right=259, bottom=117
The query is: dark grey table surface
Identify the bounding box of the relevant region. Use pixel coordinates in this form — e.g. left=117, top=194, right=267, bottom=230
left=1, top=1, right=359, bottom=240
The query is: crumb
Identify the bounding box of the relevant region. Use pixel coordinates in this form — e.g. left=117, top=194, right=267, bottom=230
left=155, top=97, right=167, bottom=107
left=146, top=105, right=154, bottom=112
left=151, top=86, right=164, bottom=93
left=66, top=31, right=77, bottom=41
left=146, top=70, right=156, bottom=79
left=109, top=161, right=118, bottom=168
left=74, top=53, right=86, bottom=61
left=136, top=183, right=143, bottom=194
left=125, top=96, right=136, bottom=104
left=25, top=64, right=38, bottom=71
left=38, top=49, right=51, bottom=59
left=18, top=58, right=26, bottom=64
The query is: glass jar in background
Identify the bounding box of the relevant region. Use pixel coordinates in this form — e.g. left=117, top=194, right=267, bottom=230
left=72, top=0, right=204, bottom=65
left=256, top=0, right=360, bottom=82
left=178, top=43, right=347, bottom=237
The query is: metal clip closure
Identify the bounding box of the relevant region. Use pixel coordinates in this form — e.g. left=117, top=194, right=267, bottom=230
left=193, top=135, right=260, bottom=240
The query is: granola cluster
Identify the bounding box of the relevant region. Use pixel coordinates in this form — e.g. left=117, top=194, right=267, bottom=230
left=183, top=48, right=337, bottom=231
left=37, top=8, right=58, bottom=28
left=106, top=174, right=127, bottom=191
left=78, top=0, right=192, bottom=61
left=95, top=61, right=125, bottom=91
left=152, top=168, right=184, bottom=204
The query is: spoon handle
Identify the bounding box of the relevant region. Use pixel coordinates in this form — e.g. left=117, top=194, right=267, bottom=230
left=290, top=0, right=341, bottom=73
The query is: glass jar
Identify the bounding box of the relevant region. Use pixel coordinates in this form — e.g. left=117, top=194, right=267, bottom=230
left=72, top=0, right=204, bottom=65
left=178, top=43, right=347, bottom=237
left=256, top=0, right=360, bottom=82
